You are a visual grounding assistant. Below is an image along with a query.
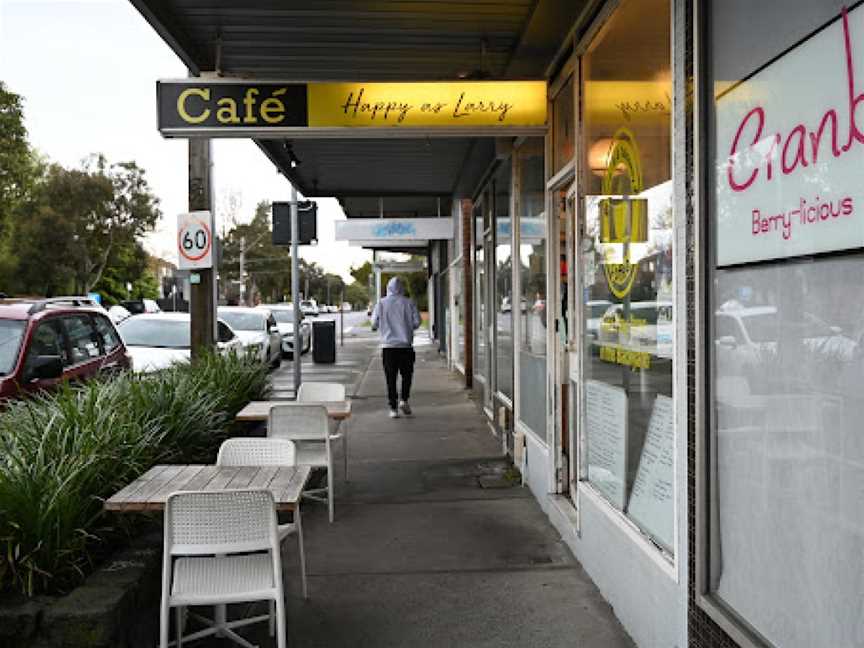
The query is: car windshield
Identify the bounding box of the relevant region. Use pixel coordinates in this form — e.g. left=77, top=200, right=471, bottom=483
left=300, top=301, right=313, bottom=309
left=218, top=310, right=265, bottom=332
left=119, top=318, right=190, bottom=348
left=270, top=310, right=295, bottom=324
left=0, top=320, right=26, bottom=375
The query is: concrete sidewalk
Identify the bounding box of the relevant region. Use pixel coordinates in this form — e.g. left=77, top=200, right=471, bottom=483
left=247, top=330, right=634, bottom=647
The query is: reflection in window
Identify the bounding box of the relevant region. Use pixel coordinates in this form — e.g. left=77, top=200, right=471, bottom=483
left=712, top=259, right=864, bottom=647
left=453, top=265, right=464, bottom=368
left=494, top=160, right=513, bottom=400
left=553, top=76, right=575, bottom=174
left=580, top=0, right=674, bottom=554
left=474, top=202, right=487, bottom=383
left=516, top=138, right=547, bottom=439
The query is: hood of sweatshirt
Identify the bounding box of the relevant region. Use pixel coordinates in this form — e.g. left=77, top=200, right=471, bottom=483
left=386, top=276, right=405, bottom=297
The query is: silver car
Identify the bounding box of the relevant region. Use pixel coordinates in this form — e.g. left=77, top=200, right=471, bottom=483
left=217, top=307, right=282, bottom=369
left=261, top=304, right=311, bottom=358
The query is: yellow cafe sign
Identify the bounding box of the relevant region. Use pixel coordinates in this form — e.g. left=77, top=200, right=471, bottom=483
left=157, top=79, right=547, bottom=136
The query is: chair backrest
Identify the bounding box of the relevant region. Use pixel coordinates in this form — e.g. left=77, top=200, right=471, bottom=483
left=297, top=382, right=346, bottom=402
left=217, top=438, right=296, bottom=467
left=268, top=404, right=329, bottom=440
left=165, top=489, right=277, bottom=556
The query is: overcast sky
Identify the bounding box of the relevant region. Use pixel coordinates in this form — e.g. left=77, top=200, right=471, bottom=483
left=0, top=0, right=371, bottom=282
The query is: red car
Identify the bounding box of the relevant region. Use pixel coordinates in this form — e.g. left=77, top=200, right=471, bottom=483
left=0, top=297, right=131, bottom=400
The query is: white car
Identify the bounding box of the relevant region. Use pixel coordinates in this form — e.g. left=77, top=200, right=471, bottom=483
left=715, top=304, right=856, bottom=380
left=300, top=299, right=319, bottom=317
left=585, top=300, right=613, bottom=344
left=217, top=306, right=282, bottom=368
left=260, top=304, right=311, bottom=358
left=118, top=312, right=243, bottom=373
left=598, top=301, right=672, bottom=356
left=107, top=304, right=132, bottom=325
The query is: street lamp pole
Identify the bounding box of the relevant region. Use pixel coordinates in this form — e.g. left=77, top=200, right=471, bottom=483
left=239, top=236, right=246, bottom=305
left=290, top=184, right=302, bottom=393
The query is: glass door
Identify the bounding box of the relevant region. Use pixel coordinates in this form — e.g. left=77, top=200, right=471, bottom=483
left=550, top=182, right=573, bottom=495
left=564, top=182, right=579, bottom=503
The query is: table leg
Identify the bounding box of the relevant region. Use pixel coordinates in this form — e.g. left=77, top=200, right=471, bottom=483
left=297, top=506, right=308, bottom=599
left=342, top=419, right=349, bottom=482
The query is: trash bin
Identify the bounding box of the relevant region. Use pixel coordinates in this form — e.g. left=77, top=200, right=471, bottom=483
left=312, top=320, right=336, bottom=363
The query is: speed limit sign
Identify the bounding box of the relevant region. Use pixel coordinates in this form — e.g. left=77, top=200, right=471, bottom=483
left=177, top=211, right=213, bottom=270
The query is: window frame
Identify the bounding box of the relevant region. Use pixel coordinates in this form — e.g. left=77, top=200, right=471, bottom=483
left=569, top=0, right=680, bottom=571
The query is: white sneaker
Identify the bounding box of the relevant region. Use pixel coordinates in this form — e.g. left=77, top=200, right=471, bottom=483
left=389, top=409, right=400, bottom=419
left=399, top=401, right=412, bottom=416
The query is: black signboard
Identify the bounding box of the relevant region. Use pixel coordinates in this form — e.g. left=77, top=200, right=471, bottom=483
left=272, top=201, right=318, bottom=246
left=158, top=81, right=308, bottom=133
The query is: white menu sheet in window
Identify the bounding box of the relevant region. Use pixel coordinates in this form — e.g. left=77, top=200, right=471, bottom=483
left=626, top=394, right=674, bottom=552
left=586, top=379, right=628, bottom=510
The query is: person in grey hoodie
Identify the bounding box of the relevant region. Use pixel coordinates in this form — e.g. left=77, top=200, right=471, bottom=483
left=371, top=277, right=421, bottom=418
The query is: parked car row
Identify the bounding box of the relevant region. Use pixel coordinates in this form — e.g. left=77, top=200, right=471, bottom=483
left=0, top=295, right=315, bottom=400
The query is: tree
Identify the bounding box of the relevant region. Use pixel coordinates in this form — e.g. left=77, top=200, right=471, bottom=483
left=349, top=261, right=373, bottom=287
left=219, top=200, right=293, bottom=304
left=344, top=282, right=369, bottom=309
left=10, top=199, right=76, bottom=296
left=92, top=242, right=156, bottom=305
left=0, top=82, right=36, bottom=235
left=8, top=157, right=161, bottom=296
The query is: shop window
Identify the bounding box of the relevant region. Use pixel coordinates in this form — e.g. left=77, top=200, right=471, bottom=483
left=553, top=76, right=575, bottom=175
left=579, top=0, right=673, bottom=553
left=494, top=160, right=514, bottom=401
left=452, top=264, right=464, bottom=368
left=516, top=138, right=547, bottom=439
left=474, top=202, right=487, bottom=384
left=704, top=3, right=864, bottom=645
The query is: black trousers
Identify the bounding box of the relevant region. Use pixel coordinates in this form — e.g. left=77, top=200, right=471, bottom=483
left=382, top=347, right=415, bottom=409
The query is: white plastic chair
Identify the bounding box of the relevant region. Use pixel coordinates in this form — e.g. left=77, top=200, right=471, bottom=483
left=297, top=382, right=350, bottom=480
left=159, top=489, right=286, bottom=648
left=216, top=438, right=308, bottom=598
left=268, top=404, right=337, bottom=522
left=297, top=381, right=346, bottom=402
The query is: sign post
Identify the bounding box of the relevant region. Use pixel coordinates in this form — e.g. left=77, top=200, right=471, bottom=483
left=182, top=139, right=216, bottom=361
left=290, top=185, right=302, bottom=393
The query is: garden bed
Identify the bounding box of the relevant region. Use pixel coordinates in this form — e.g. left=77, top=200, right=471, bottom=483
left=0, top=353, right=270, bottom=601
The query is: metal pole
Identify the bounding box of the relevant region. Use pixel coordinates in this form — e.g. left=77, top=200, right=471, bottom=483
left=340, top=289, right=344, bottom=347
left=239, top=236, right=246, bottom=305
left=291, top=184, right=302, bottom=393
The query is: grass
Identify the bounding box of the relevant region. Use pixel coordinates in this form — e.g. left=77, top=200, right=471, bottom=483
left=0, top=352, right=269, bottom=597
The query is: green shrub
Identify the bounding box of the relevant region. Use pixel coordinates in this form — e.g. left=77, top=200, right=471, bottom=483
left=0, top=352, right=269, bottom=596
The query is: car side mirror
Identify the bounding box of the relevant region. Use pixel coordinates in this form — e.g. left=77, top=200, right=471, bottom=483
left=717, top=335, right=738, bottom=349
left=30, top=355, right=63, bottom=382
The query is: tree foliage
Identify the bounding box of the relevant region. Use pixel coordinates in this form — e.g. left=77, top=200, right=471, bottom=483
left=0, top=81, right=36, bottom=235
left=219, top=200, right=293, bottom=303
left=5, top=156, right=161, bottom=297
left=219, top=200, right=347, bottom=305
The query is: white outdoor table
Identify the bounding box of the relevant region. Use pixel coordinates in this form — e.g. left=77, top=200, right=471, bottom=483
left=104, top=463, right=310, bottom=512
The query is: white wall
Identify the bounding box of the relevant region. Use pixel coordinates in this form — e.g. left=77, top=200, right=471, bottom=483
left=549, top=488, right=685, bottom=648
